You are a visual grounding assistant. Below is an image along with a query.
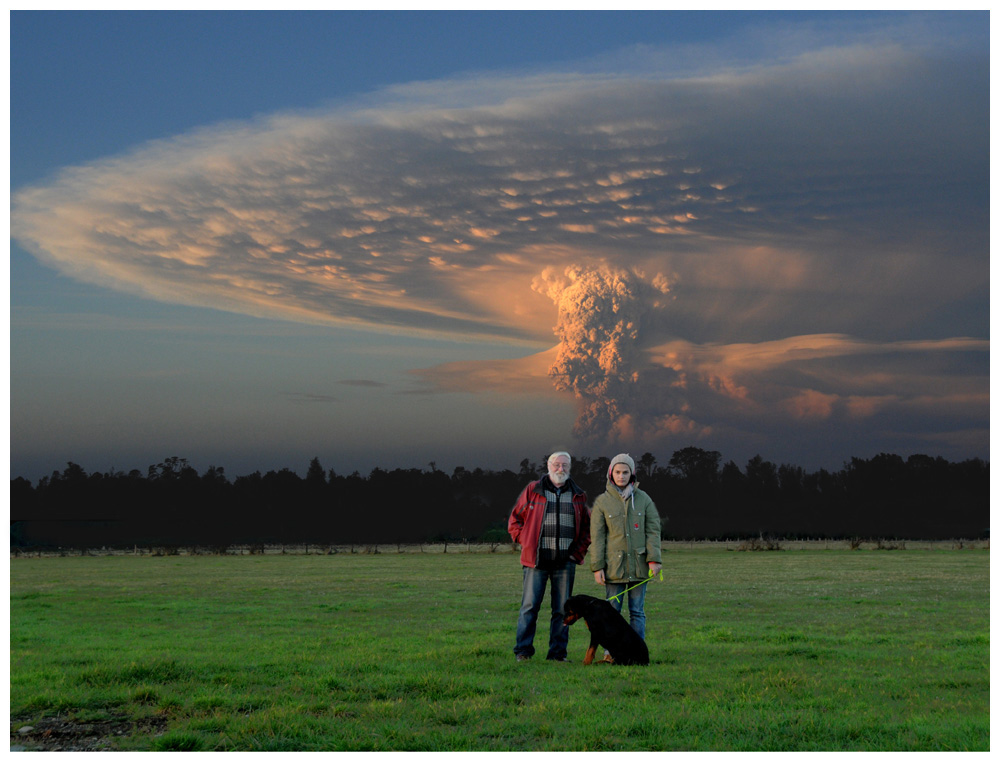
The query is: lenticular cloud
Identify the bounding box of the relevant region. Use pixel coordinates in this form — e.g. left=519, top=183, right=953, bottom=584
left=12, top=42, right=982, bottom=347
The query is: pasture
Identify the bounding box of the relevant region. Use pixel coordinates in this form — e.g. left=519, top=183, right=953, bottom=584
left=9, top=548, right=989, bottom=751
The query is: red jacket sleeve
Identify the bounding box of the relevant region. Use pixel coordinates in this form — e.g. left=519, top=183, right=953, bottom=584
left=508, top=484, right=531, bottom=544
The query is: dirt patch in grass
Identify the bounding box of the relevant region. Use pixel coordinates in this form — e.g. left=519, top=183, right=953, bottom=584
left=11, top=714, right=168, bottom=751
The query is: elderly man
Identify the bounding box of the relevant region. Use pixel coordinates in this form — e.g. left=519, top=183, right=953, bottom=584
left=508, top=451, right=590, bottom=661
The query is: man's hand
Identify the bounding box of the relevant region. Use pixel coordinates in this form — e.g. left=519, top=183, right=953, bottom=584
left=594, top=570, right=606, bottom=584
left=648, top=562, right=662, bottom=577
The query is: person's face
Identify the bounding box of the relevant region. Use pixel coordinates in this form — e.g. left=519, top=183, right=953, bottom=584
left=612, top=463, right=632, bottom=488
left=548, top=456, right=571, bottom=485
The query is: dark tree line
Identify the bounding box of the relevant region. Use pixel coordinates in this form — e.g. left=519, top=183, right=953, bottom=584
left=10, top=449, right=989, bottom=550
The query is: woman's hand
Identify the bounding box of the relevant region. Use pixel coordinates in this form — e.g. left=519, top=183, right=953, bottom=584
left=594, top=570, right=606, bottom=584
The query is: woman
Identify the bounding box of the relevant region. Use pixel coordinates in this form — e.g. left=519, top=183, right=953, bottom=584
left=589, top=453, right=663, bottom=662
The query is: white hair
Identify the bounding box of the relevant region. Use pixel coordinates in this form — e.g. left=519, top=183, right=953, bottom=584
left=547, top=451, right=572, bottom=465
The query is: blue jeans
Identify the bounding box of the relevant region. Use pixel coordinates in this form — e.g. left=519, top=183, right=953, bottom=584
left=514, top=561, right=575, bottom=659
left=605, top=581, right=647, bottom=640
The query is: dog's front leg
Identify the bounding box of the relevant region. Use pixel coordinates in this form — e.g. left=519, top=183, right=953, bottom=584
left=583, top=635, right=599, bottom=665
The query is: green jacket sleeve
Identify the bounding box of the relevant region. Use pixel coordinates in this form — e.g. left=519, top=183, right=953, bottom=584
left=589, top=497, right=608, bottom=572
left=644, top=492, right=663, bottom=564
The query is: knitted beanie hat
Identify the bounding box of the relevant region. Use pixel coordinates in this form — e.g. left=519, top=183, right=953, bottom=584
left=607, top=453, right=636, bottom=481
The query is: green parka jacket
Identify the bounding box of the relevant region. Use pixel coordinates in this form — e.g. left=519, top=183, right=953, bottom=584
left=589, top=480, right=663, bottom=583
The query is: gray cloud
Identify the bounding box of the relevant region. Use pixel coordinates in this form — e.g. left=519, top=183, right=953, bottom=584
left=10, top=23, right=988, bottom=456
left=412, top=333, right=988, bottom=465
left=286, top=393, right=339, bottom=405
left=337, top=379, right=387, bottom=388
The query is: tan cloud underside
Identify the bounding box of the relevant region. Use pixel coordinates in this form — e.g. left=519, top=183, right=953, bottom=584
left=409, top=346, right=560, bottom=395
left=412, top=333, right=989, bottom=427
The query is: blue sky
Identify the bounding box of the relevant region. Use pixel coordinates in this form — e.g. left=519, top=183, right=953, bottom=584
left=9, top=11, right=990, bottom=481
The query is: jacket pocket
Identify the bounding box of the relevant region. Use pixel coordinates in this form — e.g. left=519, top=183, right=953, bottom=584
left=633, top=549, right=647, bottom=579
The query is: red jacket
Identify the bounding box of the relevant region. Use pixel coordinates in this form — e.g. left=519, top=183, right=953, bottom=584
left=508, top=478, right=590, bottom=568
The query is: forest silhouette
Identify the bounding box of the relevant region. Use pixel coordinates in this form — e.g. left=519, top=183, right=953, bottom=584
left=10, top=448, right=988, bottom=550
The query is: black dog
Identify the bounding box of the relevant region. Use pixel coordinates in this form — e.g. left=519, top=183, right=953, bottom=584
left=562, top=594, right=649, bottom=665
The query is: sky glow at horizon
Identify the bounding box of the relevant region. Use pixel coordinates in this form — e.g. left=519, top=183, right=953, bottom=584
left=9, top=11, right=989, bottom=481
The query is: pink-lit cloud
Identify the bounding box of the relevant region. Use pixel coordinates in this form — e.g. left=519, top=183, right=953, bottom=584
left=10, top=26, right=988, bottom=460
left=413, top=332, right=987, bottom=458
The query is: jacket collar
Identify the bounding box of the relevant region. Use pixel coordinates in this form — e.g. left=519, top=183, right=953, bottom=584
left=540, top=475, right=583, bottom=495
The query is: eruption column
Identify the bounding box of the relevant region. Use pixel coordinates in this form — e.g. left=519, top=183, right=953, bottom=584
left=534, top=265, right=669, bottom=441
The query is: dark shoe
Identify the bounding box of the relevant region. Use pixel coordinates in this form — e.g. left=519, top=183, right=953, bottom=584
left=516, top=654, right=531, bottom=662
left=546, top=656, right=570, bottom=662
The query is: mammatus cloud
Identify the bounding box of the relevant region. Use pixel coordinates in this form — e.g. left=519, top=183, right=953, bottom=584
left=11, top=24, right=988, bottom=459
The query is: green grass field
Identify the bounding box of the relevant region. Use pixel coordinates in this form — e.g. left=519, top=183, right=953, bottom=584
left=9, top=549, right=989, bottom=751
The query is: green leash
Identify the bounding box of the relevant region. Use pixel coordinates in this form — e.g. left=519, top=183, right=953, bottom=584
left=608, top=568, right=663, bottom=605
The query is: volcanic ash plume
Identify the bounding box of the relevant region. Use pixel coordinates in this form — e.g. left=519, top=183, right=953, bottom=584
left=533, top=265, right=670, bottom=440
